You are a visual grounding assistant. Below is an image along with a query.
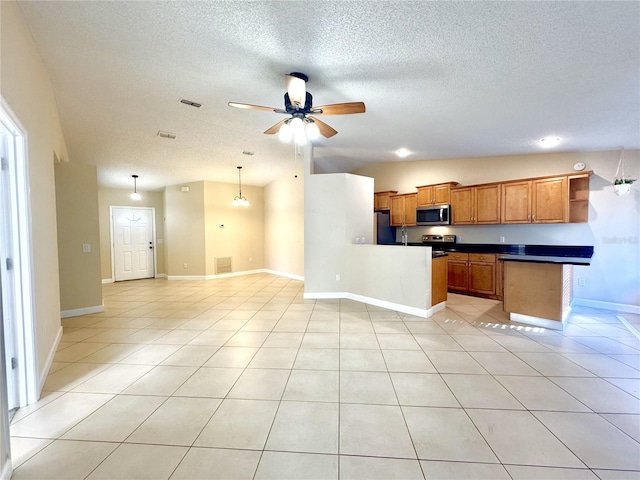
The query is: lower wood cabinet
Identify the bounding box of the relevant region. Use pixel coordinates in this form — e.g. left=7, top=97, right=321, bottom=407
left=447, top=252, right=499, bottom=299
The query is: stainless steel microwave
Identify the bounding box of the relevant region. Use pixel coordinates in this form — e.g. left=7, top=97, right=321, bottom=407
left=416, top=205, right=451, bottom=225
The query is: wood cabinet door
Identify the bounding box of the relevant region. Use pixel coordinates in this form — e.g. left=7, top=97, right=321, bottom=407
left=447, top=261, right=469, bottom=291
left=390, top=196, right=405, bottom=226
left=474, top=184, right=501, bottom=224
left=451, top=188, right=474, bottom=224
left=374, top=193, right=384, bottom=211
left=532, top=176, right=568, bottom=223
left=468, top=262, right=496, bottom=295
left=433, top=184, right=452, bottom=205
left=431, top=256, right=448, bottom=305
left=501, top=181, right=532, bottom=224
left=416, top=186, right=433, bottom=206
left=404, top=194, right=417, bottom=226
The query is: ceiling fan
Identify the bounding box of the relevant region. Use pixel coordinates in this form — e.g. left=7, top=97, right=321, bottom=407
left=228, top=72, right=365, bottom=144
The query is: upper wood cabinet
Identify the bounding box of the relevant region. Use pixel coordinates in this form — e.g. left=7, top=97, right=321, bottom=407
left=451, top=184, right=500, bottom=225
left=374, top=191, right=398, bottom=211
left=390, top=193, right=417, bottom=226
left=502, top=176, right=570, bottom=224
left=416, top=182, right=458, bottom=207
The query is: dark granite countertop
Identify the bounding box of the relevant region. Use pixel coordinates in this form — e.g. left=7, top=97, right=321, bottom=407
left=497, top=254, right=592, bottom=266
left=396, top=242, right=594, bottom=259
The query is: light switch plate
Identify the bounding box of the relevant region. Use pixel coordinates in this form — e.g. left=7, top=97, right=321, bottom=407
left=82, top=243, right=91, bottom=253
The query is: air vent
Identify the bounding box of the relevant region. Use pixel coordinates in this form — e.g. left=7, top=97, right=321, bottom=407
left=157, top=131, right=177, bottom=139
left=180, top=99, right=202, bottom=108
left=215, top=257, right=232, bottom=274
left=242, top=151, right=255, bottom=156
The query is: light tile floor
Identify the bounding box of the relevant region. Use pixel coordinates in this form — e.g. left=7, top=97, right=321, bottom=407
left=9, top=274, right=640, bottom=479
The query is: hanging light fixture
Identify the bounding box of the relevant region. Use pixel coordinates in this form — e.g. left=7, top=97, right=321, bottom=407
left=130, top=174, right=141, bottom=200
left=232, top=166, right=250, bottom=207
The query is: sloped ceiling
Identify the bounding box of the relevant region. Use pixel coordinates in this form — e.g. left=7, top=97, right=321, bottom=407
left=15, top=1, right=640, bottom=191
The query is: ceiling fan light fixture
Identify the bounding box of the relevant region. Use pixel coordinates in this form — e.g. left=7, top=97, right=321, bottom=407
left=286, top=73, right=308, bottom=106
left=305, top=120, right=320, bottom=140
left=130, top=174, right=142, bottom=200
left=278, top=122, right=293, bottom=143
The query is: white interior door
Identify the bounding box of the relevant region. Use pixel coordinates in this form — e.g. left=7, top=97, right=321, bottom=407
left=0, top=130, right=19, bottom=412
left=112, top=207, right=155, bottom=281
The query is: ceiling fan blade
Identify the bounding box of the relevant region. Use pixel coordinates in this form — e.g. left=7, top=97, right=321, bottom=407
left=311, top=102, right=366, bottom=115
left=228, top=102, right=286, bottom=114
left=285, top=74, right=307, bottom=107
left=308, top=116, right=338, bottom=138
left=264, top=118, right=288, bottom=135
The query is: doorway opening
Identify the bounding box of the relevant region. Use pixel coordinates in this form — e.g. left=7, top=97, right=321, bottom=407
left=0, top=99, right=39, bottom=420
left=110, top=206, right=156, bottom=281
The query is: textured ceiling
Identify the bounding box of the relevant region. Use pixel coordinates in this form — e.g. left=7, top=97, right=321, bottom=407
left=16, top=1, right=640, bottom=191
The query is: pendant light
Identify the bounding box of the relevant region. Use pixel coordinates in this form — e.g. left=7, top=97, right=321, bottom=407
left=130, top=174, right=141, bottom=200
left=232, top=166, right=249, bottom=207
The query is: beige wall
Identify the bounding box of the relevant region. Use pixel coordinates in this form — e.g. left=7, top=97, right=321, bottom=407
left=2, top=1, right=68, bottom=376
left=264, top=173, right=304, bottom=277
left=353, top=150, right=640, bottom=308
left=54, top=163, right=102, bottom=312
left=98, top=187, right=165, bottom=280
left=164, top=181, right=206, bottom=276
left=204, top=181, right=264, bottom=275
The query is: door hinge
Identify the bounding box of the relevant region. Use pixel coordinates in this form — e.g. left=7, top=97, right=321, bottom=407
left=6, top=257, right=13, bottom=270
left=11, top=357, right=17, bottom=370
left=1, top=157, right=7, bottom=170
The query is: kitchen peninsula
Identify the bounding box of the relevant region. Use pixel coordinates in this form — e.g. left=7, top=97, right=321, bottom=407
left=399, top=239, right=594, bottom=329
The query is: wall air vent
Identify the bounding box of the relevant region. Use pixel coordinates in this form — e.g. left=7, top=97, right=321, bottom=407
left=180, top=99, right=202, bottom=108
left=157, top=131, right=177, bottom=139
left=215, top=257, right=232, bottom=274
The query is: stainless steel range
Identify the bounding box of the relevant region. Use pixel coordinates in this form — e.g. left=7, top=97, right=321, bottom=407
left=421, top=234, right=457, bottom=251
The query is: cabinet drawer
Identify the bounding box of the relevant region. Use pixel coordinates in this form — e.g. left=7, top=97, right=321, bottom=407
left=447, top=253, right=469, bottom=262
left=469, top=253, right=496, bottom=263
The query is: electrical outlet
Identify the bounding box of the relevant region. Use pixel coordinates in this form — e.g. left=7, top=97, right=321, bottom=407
left=335, top=274, right=341, bottom=281
left=249, top=257, right=252, bottom=262
left=82, top=243, right=91, bottom=253
left=578, top=278, right=586, bottom=286
left=499, top=236, right=505, bottom=243
left=183, top=263, right=188, bottom=269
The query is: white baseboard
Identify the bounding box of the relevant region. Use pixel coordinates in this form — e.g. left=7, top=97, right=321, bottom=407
left=0, top=459, right=12, bottom=480
left=60, top=304, right=104, bottom=318
left=155, top=273, right=167, bottom=279
left=303, top=291, right=435, bottom=318
left=617, top=315, right=640, bottom=340
left=510, top=312, right=565, bottom=331
left=572, top=298, right=640, bottom=314
left=101, top=278, right=113, bottom=284
left=38, top=325, right=63, bottom=394
left=263, top=269, right=304, bottom=281
left=167, top=269, right=303, bottom=282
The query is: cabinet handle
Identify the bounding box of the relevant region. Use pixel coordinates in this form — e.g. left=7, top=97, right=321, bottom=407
left=532, top=214, right=535, bottom=221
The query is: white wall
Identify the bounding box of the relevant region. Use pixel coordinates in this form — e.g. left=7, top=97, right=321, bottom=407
left=344, top=245, right=432, bottom=315
left=304, top=145, right=375, bottom=293
left=354, top=150, right=640, bottom=310
left=264, top=169, right=304, bottom=277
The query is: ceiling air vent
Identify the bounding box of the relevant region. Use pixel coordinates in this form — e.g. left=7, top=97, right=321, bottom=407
left=242, top=151, right=254, bottom=156
left=157, top=131, right=177, bottom=139
left=180, top=99, right=202, bottom=108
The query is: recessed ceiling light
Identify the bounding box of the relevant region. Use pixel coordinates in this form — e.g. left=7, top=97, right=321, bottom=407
left=395, top=148, right=411, bottom=158
left=539, top=136, right=561, bottom=148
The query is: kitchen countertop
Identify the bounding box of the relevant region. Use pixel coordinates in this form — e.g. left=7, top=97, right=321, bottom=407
left=396, top=242, right=594, bottom=259
left=497, top=254, right=591, bottom=266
